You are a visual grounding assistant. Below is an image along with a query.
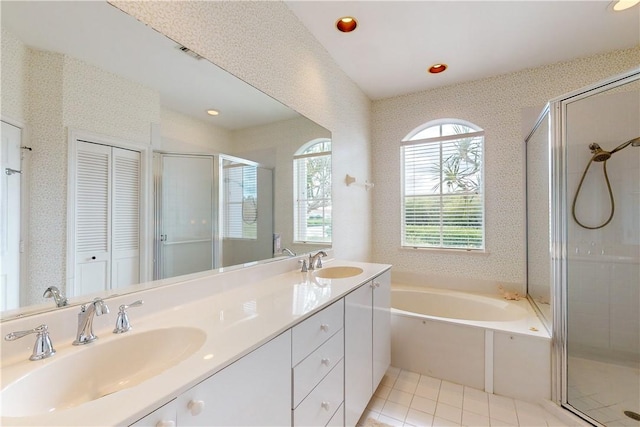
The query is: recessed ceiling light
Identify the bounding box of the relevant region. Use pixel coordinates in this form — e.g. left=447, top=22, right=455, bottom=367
left=336, top=16, right=357, bottom=33
left=428, top=64, right=448, bottom=74
left=612, top=0, right=640, bottom=10
left=206, top=109, right=219, bottom=116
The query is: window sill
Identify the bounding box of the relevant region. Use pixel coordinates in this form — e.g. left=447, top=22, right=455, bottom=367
left=399, top=246, right=489, bottom=255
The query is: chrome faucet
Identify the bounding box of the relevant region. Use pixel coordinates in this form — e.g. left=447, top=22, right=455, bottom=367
left=43, top=285, right=68, bottom=307
left=308, top=250, right=328, bottom=270
left=73, top=298, right=109, bottom=345
left=282, top=248, right=296, bottom=257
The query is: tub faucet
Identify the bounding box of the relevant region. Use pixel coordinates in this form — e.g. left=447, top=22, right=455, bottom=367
left=73, top=298, right=109, bottom=345
left=308, top=250, right=328, bottom=270
left=43, top=285, right=68, bottom=307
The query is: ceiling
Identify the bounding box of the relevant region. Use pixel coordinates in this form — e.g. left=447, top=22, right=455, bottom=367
left=285, top=1, right=640, bottom=100
left=1, top=1, right=299, bottom=130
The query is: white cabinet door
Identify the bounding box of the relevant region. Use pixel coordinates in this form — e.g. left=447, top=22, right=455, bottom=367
left=344, top=282, right=373, bottom=427
left=130, top=399, right=177, bottom=427
left=372, top=270, right=391, bottom=390
left=177, top=331, right=292, bottom=426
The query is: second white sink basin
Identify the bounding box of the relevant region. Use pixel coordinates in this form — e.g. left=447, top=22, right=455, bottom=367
left=313, top=266, right=363, bottom=279
left=1, top=326, right=206, bottom=418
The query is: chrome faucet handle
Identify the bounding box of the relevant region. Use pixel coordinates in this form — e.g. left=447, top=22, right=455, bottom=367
left=5, top=324, right=56, bottom=361
left=299, top=259, right=308, bottom=273
left=43, top=285, right=68, bottom=307
left=113, top=300, right=144, bottom=334
left=316, top=257, right=324, bottom=269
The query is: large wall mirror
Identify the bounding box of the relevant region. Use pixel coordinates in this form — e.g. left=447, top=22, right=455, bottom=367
left=0, top=1, right=331, bottom=320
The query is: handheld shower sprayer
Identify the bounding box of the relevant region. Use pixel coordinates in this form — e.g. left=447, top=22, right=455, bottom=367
left=572, top=136, right=640, bottom=229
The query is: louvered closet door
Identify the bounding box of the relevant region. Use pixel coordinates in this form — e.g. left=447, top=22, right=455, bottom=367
left=111, top=147, right=140, bottom=288
left=75, top=141, right=111, bottom=294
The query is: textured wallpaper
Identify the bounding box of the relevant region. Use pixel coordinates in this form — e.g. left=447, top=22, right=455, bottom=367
left=109, top=1, right=373, bottom=262
left=5, top=41, right=161, bottom=305
left=372, top=47, right=640, bottom=293
left=0, top=28, right=28, bottom=122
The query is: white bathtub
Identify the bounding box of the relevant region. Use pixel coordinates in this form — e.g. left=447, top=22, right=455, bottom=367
left=390, top=285, right=552, bottom=401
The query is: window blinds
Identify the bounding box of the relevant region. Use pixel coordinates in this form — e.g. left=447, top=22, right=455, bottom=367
left=401, top=133, right=484, bottom=249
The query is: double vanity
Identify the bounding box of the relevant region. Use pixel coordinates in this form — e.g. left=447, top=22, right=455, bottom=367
left=0, top=257, right=391, bottom=426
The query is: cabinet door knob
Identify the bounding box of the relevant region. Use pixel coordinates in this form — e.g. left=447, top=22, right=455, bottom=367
left=321, top=357, right=331, bottom=366
left=188, top=399, right=205, bottom=416
left=321, top=401, right=331, bottom=411
left=156, top=421, right=176, bottom=427
left=369, top=282, right=376, bottom=288
left=374, top=281, right=380, bottom=288
left=320, top=324, right=329, bottom=333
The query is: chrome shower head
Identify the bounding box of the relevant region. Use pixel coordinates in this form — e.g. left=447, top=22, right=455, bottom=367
left=589, top=143, right=611, bottom=162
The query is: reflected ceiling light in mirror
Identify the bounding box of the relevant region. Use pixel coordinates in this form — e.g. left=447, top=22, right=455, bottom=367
left=428, top=63, right=448, bottom=74
left=206, top=109, right=220, bottom=116
left=336, top=16, right=357, bottom=33
left=611, top=0, right=640, bottom=10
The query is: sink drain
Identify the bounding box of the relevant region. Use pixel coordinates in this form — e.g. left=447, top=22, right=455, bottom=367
left=624, top=411, right=640, bottom=421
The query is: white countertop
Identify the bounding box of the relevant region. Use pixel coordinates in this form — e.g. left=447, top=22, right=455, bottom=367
left=0, top=259, right=391, bottom=426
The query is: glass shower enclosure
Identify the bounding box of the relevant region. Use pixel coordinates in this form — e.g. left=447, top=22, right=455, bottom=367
left=527, top=68, right=639, bottom=426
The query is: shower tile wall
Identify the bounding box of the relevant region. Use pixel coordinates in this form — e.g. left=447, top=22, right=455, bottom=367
left=566, top=87, right=640, bottom=361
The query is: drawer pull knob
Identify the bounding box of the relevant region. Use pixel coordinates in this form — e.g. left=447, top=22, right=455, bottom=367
left=320, top=324, right=329, bottom=333
left=188, top=399, right=205, bottom=416
left=321, top=357, right=331, bottom=366
left=321, top=401, right=331, bottom=411
left=156, top=421, right=176, bottom=427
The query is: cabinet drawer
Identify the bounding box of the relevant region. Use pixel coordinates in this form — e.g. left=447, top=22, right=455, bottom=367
left=293, top=359, right=344, bottom=427
left=326, top=402, right=344, bottom=427
left=293, top=328, right=344, bottom=408
left=292, top=299, right=344, bottom=365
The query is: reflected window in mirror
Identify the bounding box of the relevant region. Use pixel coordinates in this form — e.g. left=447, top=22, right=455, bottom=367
left=293, top=139, right=332, bottom=243
left=223, top=160, right=258, bottom=240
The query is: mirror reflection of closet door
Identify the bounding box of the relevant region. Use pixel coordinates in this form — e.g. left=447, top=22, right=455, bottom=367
left=156, top=154, right=216, bottom=280
left=74, top=141, right=141, bottom=295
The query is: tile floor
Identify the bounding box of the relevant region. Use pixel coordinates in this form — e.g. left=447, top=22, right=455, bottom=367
left=567, top=356, right=640, bottom=426
left=357, top=367, right=571, bottom=427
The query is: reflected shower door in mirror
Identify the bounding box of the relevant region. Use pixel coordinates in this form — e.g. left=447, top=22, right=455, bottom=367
left=155, top=154, right=216, bottom=280
left=0, top=1, right=331, bottom=319
left=525, top=107, right=552, bottom=328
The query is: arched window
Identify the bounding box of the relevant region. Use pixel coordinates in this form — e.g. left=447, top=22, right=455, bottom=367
left=294, top=138, right=331, bottom=243
left=401, top=119, right=484, bottom=250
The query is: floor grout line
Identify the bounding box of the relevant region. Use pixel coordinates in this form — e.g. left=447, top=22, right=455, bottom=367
left=359, top=367, right=573, bottom=427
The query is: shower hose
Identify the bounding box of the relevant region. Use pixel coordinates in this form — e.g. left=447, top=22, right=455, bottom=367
left=571, top=157, right=615, bottom=230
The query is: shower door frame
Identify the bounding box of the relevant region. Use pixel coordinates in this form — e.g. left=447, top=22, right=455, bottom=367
left=550, top=67, right=640, bottom=425
left=153, top=151, right=220, bottom=280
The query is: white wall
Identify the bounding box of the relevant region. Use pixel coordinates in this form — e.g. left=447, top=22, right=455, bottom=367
left=372, top=46, right=640, bottom=294
left=159, top=107, right=232, bottom=154
left=110, top=1, right=373, bottom=262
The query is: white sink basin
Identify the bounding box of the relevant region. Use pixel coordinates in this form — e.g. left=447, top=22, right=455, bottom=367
left=1, top=326, right=206, bottom=418
left=313, top=266, right=363, bottom=279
